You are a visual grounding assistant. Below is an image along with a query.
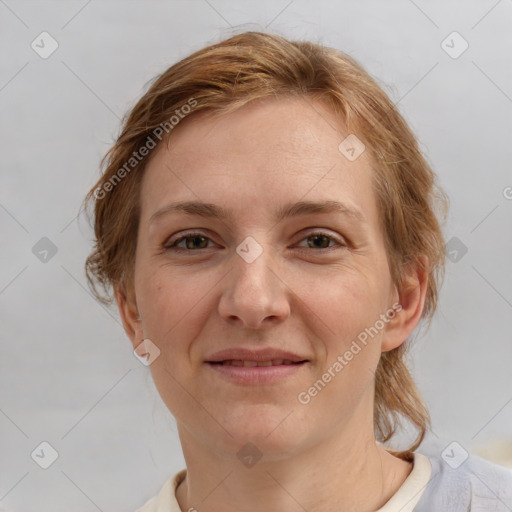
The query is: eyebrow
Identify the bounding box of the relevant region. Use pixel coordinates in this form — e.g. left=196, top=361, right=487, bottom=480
left=149, top=199, right=366, bottom=225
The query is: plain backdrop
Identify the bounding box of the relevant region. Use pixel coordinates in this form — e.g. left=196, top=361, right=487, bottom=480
left=1, top=1, right=511, bottom=511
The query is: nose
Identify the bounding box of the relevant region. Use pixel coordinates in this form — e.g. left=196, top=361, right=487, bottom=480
left=217, top=240, right=291, bottom=330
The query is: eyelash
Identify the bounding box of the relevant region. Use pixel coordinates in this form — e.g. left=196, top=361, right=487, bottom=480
left=163, top=230, right=346, bottom=253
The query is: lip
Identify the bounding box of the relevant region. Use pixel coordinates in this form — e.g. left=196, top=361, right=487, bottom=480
left=206, top=361, right=308, bottom=384
left=205, top=348, right=309, bottom=385
left=206, top=348, right=307, bottom=363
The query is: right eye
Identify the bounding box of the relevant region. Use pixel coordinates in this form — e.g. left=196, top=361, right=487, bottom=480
left=164, top=232, right=216, bottom=251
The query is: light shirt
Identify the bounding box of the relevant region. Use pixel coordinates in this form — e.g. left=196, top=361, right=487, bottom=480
left=136, top=452, right=433, bottom=512
left=136, top=451, right=512, bottom=511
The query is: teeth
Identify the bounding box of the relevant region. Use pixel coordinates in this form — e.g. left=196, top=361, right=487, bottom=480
left=256, top=360, right=273, bottom=366
left=219, top=359, right=298, bottom=367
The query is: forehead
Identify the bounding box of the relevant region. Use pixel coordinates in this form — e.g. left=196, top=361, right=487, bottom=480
left=139, top=95, right=379, bottom=229
left=161, top=95, right=360, bottom=168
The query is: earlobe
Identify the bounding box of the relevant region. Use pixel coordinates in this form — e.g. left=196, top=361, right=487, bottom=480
left=381, top=257, right=429, bottom=352
left=114, top=284, right=142, bottom=349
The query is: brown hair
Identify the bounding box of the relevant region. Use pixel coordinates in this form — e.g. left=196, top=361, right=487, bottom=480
left=83, top=31, right=449, bottom=459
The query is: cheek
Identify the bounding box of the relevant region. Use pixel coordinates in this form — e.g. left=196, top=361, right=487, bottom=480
left=136, top=265, right=224, bottom=366
left=297, top=264, right=383, bottom=338
left=304, top=271, right=385, bottom=406
left=137, top=269, right=214, bottom=413
left=298, top=264, right=388, bottom=385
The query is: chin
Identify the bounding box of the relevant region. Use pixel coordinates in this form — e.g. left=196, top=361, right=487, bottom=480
left=221, top=406, right=308, bottom=455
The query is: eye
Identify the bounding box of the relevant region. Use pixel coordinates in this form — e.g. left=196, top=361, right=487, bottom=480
left=296, top=231, right=346, bottom=250
left=164, top=232, right=216, bottom=251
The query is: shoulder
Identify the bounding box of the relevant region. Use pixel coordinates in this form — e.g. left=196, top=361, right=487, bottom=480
left=414, top=450, right=512, bottom=511
left=135, top=469, right=186, bottom=512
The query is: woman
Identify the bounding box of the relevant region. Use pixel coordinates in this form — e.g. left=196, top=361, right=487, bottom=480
left=83, top=31, right=512, bottom=511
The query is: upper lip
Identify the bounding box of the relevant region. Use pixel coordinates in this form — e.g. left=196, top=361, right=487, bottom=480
left=206, top=348, right=308, bottom=363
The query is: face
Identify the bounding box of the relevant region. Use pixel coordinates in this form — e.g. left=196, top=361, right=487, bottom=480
left=119, top=95, right=414, bottom=461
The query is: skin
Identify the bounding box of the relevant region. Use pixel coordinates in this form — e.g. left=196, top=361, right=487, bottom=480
left=116, top=95, right=428, bottom=512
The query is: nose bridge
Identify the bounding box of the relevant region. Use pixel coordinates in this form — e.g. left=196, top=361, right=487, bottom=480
left=235, top=235, right=272, bottom=295
left=218, top=234, right=289, bottom=328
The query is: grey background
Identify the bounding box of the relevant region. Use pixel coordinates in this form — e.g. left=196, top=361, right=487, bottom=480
left=1, top=1, right=511, bottom=511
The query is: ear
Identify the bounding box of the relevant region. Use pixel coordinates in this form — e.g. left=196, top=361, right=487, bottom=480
left=114, top=283, right=143, bottom=350
left=381, top=256, right=429, bottom=352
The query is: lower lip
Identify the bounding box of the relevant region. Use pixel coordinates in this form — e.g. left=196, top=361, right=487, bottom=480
left=206, top=362, right=307, bottom=384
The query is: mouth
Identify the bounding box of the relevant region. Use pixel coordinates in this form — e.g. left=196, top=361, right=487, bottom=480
left=209, top=359, right=307, bottom=367
left=206, top=359, right=309, bottom=384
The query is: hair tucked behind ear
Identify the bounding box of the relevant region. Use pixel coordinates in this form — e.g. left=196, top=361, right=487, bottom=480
left=375, top=345, right=431, bottom=460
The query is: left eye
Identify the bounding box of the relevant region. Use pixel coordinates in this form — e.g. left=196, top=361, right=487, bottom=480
left=297, top=232, right=344, bottom=250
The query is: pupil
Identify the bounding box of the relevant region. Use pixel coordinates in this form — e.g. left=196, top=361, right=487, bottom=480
left=187, top=236, right=207, bottom=249
left=310, top=235, right=329, bottom=248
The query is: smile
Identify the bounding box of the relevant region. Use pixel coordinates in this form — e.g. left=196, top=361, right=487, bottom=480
left=211, top=359, right=302, bottom=367
left=206, top=360, right=308, bottom=384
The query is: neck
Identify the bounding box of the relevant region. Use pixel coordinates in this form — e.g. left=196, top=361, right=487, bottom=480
left=175, top=426, right=412, bottom=512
